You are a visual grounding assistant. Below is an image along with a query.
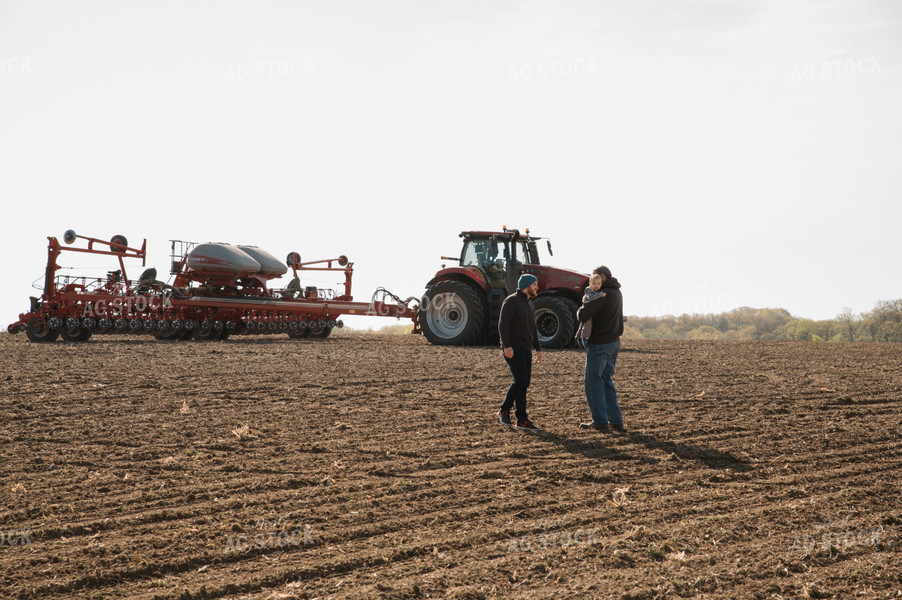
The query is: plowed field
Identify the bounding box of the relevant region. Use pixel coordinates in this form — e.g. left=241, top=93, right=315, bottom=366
left=1, top=334, right=900, bottom=599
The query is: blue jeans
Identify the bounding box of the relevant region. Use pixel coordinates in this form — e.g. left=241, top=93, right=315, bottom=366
left=584, top=340, right=622, bottom=426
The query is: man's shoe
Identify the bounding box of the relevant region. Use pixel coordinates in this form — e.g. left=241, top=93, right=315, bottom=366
left=515, top=420, right=539, bottom=431
left=498, top=409, right=513, bottom=426
left=611, top=424, right=626, bottom=433
left=580, top=421, right=609, bottom=432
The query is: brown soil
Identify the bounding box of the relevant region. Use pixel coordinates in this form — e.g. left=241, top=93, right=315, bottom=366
left=1, top=334, right=900, bottom=599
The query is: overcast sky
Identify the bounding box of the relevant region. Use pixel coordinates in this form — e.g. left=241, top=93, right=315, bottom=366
left=1, top=1, right=900, bottom=330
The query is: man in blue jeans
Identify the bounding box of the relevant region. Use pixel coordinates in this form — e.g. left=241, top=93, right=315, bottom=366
left=576, top=266, right=624, bottom=433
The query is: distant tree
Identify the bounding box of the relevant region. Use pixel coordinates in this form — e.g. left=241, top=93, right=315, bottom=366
left=726, top=307, right=758, bottom=333
left=707, top=313, right=730, bottom=333
left=687, top=325, right=721, bottom=340
left=862, top=299, right=902, bottom=342
left=861, top=316, right=880, bottom=342
left=622, top=323, right=644, bottom=339
left=777, top=319, right=816, bottom=341
left=755, top=308, right=793, bottom=340
left=891, top=320, right=902, bottom=343
left=889, top=300, right=902, bottom=343
left=723, top=325, right=757, bottom=340
left=676, top=314, right=700, bottom=337
left=652, top=317, right=679, bottom=339
left=836, top=307, right=860, bottom=342
left=813, top=319, right=837, bottom=342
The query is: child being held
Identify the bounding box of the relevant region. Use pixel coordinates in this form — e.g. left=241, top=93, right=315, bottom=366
left=575, top=273, right=606, bottom=347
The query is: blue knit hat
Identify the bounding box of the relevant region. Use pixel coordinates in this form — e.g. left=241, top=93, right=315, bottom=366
left=517, top=274, right=538, bottom=290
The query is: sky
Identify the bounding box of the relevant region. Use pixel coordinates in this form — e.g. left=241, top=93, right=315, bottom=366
left=1, top=0, right=900, bottom=331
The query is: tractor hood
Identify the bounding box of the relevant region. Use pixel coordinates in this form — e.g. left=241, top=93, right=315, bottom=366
left=520, top=264, right=589, bottom=292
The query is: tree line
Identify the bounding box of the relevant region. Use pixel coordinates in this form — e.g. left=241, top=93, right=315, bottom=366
left=623, top=299, right=902, bottom=342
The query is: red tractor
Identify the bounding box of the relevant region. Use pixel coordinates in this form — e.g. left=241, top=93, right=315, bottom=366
left=418, top=228, right=589, bottom=348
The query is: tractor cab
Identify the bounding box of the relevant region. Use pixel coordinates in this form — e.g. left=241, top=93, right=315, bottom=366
left=459, top=228, right=546, bottom=293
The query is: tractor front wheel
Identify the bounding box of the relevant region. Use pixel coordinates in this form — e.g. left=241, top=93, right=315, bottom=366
left=533, top=296, right=576, bottom=349
left=420, top=281, right=487, bottom=346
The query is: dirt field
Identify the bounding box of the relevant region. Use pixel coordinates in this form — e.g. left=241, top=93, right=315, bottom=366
left=1, top=333, right=900, bottom=599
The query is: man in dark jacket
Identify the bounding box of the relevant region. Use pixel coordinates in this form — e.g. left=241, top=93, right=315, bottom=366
left=497, top=274, right=543, bottom=430
left=576, top=266, right=624, bottom=432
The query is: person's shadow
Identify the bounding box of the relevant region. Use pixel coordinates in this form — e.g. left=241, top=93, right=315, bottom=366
left=625, top=430, right=753, bottom=472
left=520, top=429, right=752, bottom=472
left=521, top=429, right=633, bottom=462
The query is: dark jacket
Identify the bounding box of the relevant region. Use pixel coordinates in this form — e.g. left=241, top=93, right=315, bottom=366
left=498, top=290, right=541, bottom=351
left=576, top=277, right=623, bottom=344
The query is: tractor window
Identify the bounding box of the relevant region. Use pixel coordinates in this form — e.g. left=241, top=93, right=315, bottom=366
left=519, top=241, right=539, bottom=265
left=461, top=240, right=502, bottom=270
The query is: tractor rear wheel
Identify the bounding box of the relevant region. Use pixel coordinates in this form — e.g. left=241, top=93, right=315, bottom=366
left=533, top=296, right=576, bottom=349
left=25, top=317, right=60, bottom=343
left=420, top=280, right=486, bottom=346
